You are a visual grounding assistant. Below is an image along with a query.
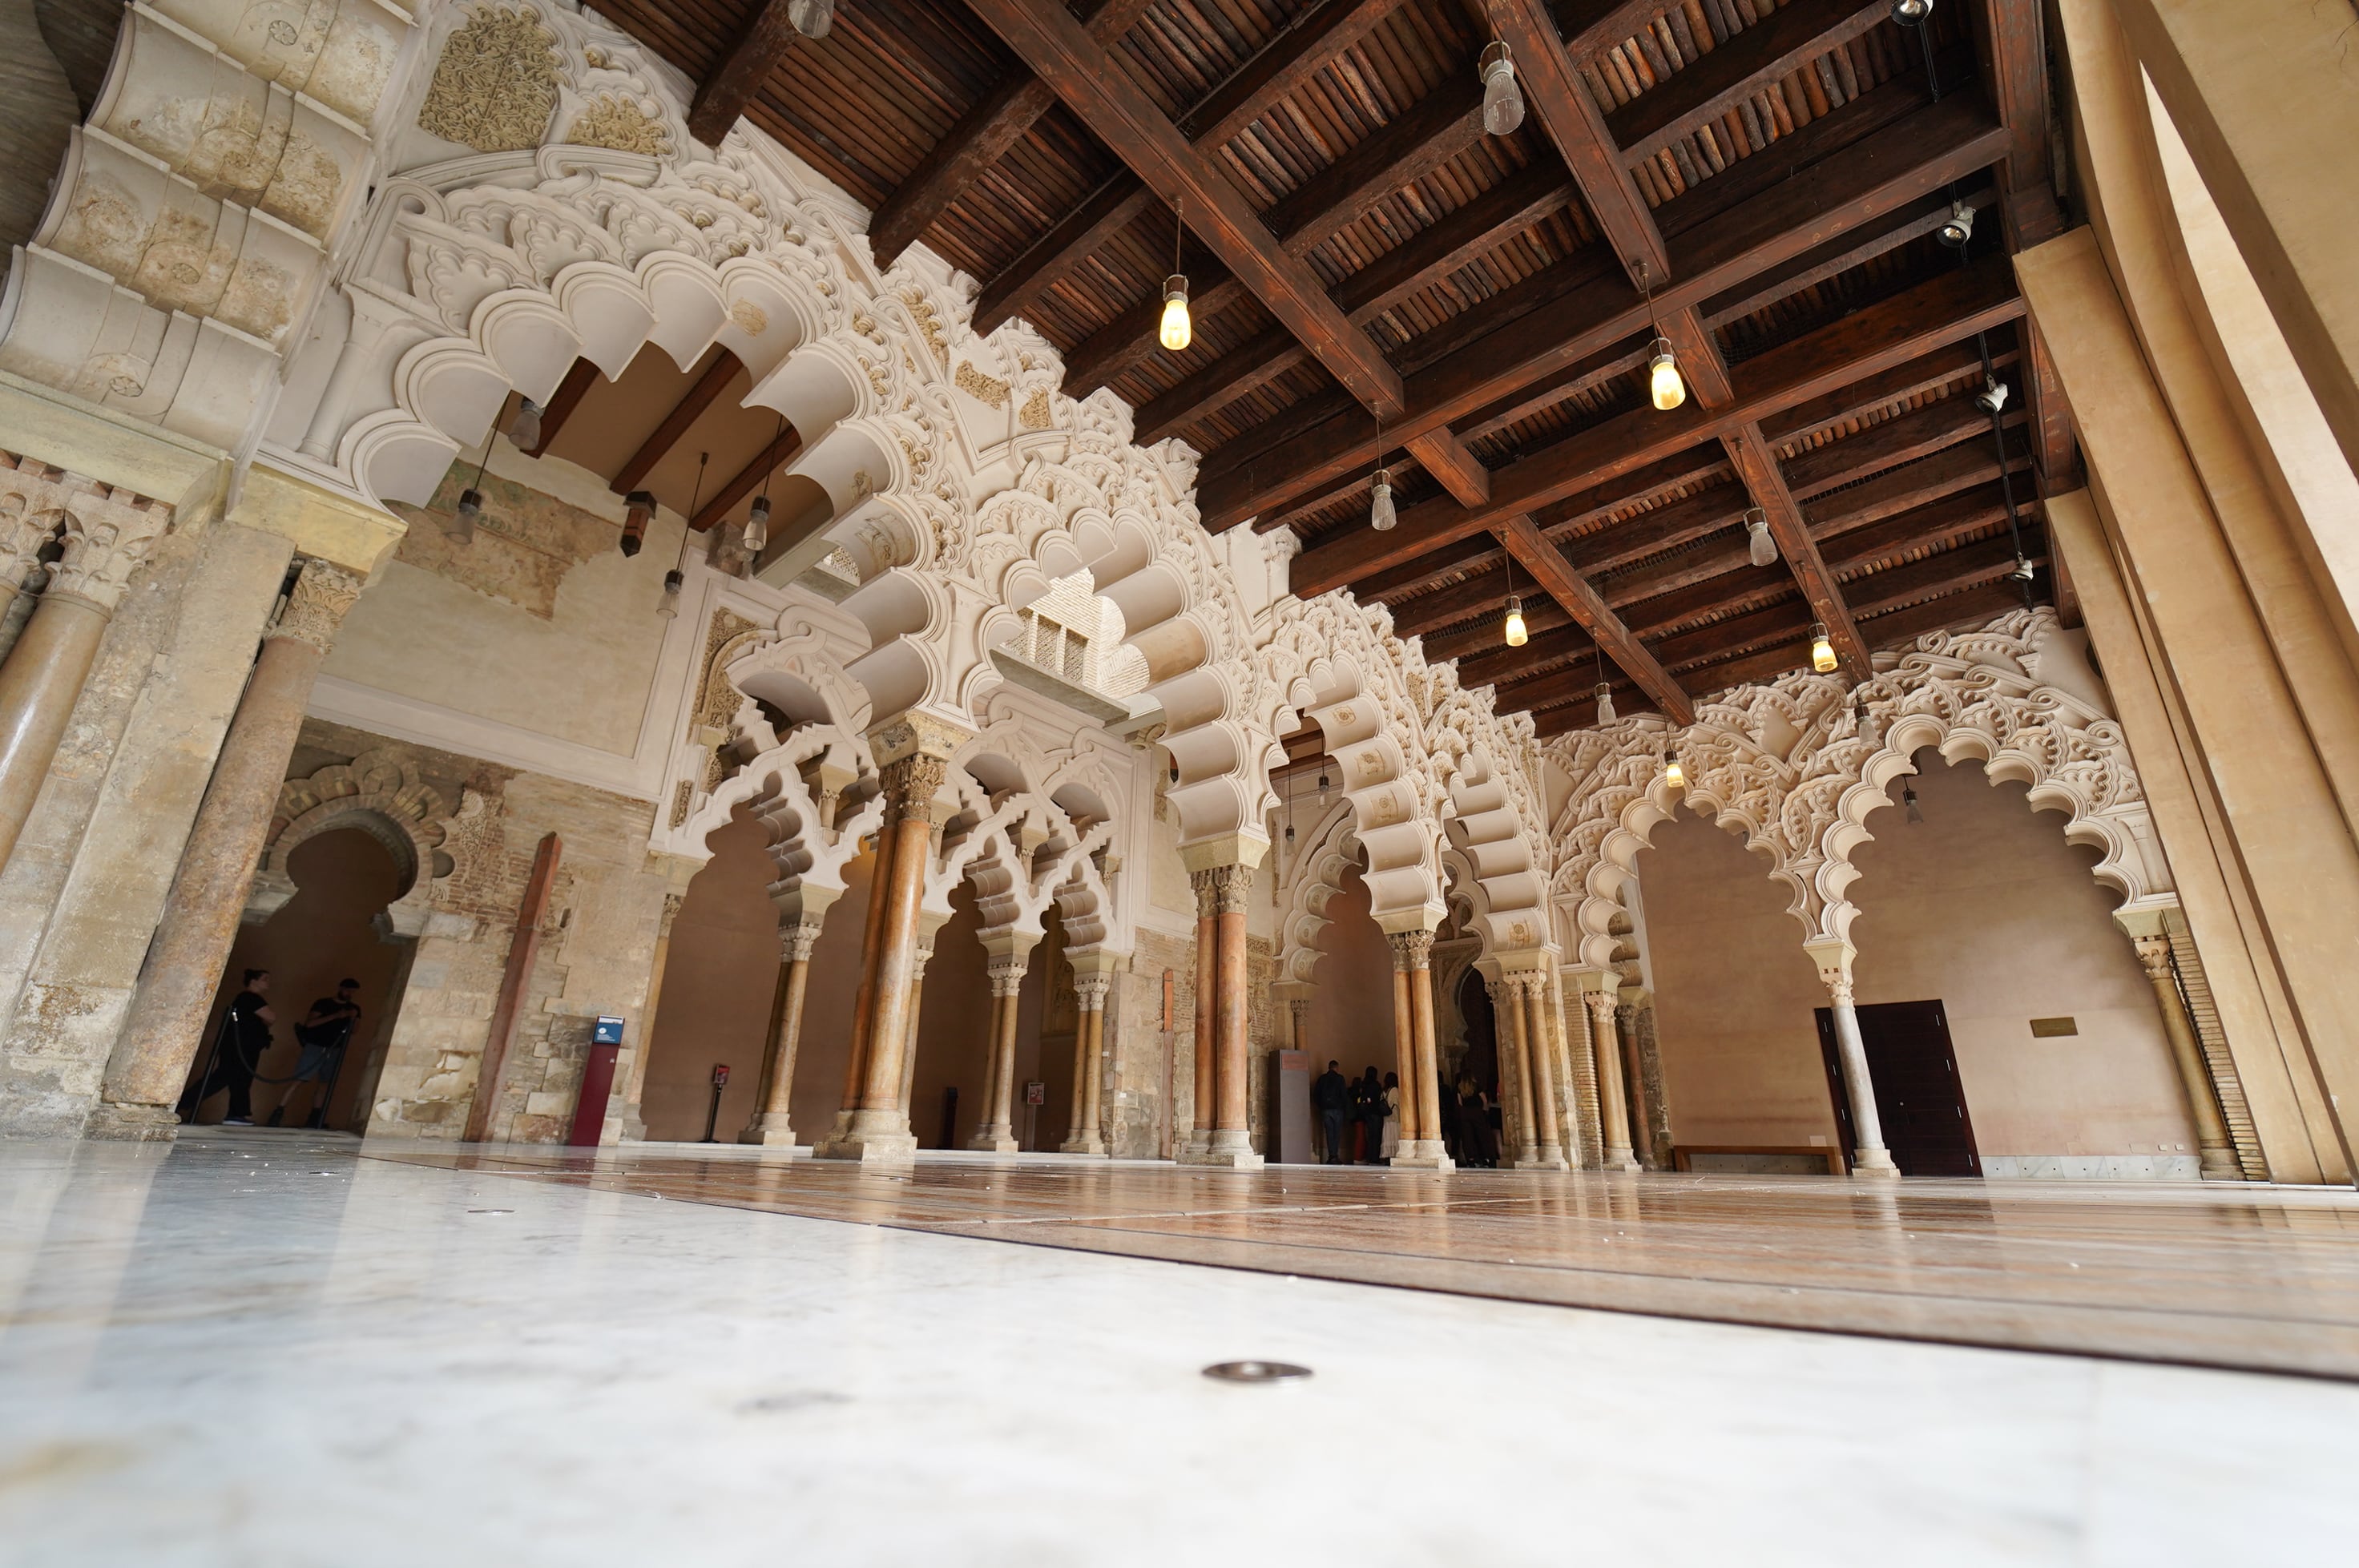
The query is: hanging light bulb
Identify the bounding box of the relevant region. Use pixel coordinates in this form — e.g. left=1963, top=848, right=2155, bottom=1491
left=622, top=490, right=655, bottom=558
left=450, top=486, right=482, bottom=543
left=1595, top=683, right=1617, bottom=726
left=1317, top=768, right=1331, bottom=803
left=1664, top=751, right=1687, bottom=790
left=1284, top=819, right=1296, bottom=846
left=657, top=568, right=684, bottom=618
left=1369, top=467, right=1396, bottom=531
left=1810, top=621, right=1838, bottom=674
left=1854, top=698, right=1880, bottom=744
left=1160, top=199, right=1191, bottom=352
left=1478, top=41, right=1525, bottom=136
left=1502, top=594, right=1528, bottom=647
left=1744, top=507, right=1778, bottom=567
left=744, top=494, right=772, bottom=555
left=788, top=0, right=834, bottom=39
left=1892, top=0, right=1933, bottom=25
left=1647, top=336, right=1686, bottom=411
left=1903, top=783, right=1925, bottom=824
left=506, top=397, right=543, bottom=451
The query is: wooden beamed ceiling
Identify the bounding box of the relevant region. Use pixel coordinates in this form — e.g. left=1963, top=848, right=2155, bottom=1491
left=595, top=0, right=2077, bottom=735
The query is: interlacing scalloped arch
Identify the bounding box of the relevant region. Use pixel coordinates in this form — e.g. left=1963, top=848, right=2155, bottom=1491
left=1542, top=609, right=2171, bottom=969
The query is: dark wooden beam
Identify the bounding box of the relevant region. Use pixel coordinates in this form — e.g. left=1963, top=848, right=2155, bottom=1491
left=866, top=0, right=1160, bottom=266
left=525, top=359, right=600, bottom=458
left=1258, top=74, right=1486, bottom=254
left=1184, top=0, right=1404, bottom=147
left=692, top=421, right=803, bottom=532
left=688, top=0, right=799, bottom=147
left=1781, top=398, right=2020, bottom=499
left=1700, top=183, right=1994, bottom=330
left=1607, top=0, right=1892, bottom=165
left=1455, top=620, right=1594, bottom=687
left=1498, top=514, right=1694, bottom=724
left=974, top=178, right=1153, bottom=334
left=965, top=0, right=1404, bottom=418
left=1201, top=91, right=2013, bottom=526
left=1658, top=306, right=1733, bottom=409
left=1724, top=421, right=1868, bottom=675
left=1486, top=0, right=1667, bottom=284
left=1292, top=252, right=2023, bottom=595
left=611, top=349, right=740, bottom=497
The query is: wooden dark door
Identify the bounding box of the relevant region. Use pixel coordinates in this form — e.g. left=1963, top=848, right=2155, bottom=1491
left=1815, top=1000, right=1981, bottom=1177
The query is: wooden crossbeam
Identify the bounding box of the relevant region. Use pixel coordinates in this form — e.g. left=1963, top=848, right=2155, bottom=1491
left=1292, top=254, right=2023, bottom=595
left=973, top=178, right=1154, bottom=333
left=1201, top=92, right=2011, bottom=527
left=1607, top=0, right=1892, bottom=164
left=524, top=359, right=601, bottom=458
left=1498, top=514, right=1693, bottom=724
left=692, top=420, right=804, bottom=533
left=1724, top=422, right=1867, bottom=674
left=1183, top=0, right=1404, bottom=147
left=611, top=349, right=740, bottom=497
left=688, top=0, right=799, bottom=147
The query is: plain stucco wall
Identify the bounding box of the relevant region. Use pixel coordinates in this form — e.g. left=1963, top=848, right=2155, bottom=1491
left=1297, top=868, right=1404, bottom=1090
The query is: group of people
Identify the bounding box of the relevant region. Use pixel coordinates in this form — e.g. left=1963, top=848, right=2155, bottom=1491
left=1309, top=1060, right=1506, bottom=1167
left=182, top=969, right=365, bottom=1129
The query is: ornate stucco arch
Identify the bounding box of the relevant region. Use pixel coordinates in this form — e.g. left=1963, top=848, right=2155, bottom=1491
left=1543, top=609, right=2171, bottom=969
left=248, top=749, right=454, bottom=940
left=1269, top=800, right=1365, bottom=989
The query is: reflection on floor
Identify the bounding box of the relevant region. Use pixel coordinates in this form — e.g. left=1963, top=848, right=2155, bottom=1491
left=370, top=1142, right=2359, bottom=1380
left=6, top=1131, right=2359, bottom=1563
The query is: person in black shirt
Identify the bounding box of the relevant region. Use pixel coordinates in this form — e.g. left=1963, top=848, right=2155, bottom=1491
left=1312, top=1059, right=1349, bottom=1163
left=192, top=969, right=275, bottom=1125
left=272, top=978, right=362, bottom=1129
left=1353, top=1066, right=1386, bottom=1164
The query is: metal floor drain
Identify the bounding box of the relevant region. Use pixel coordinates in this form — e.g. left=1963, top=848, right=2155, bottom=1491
left=1201, top=1360, right=1312, bottom=1383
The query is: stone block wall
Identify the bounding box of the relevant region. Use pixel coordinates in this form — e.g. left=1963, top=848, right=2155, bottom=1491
left=1105, top=927, right=1192, bottom=1158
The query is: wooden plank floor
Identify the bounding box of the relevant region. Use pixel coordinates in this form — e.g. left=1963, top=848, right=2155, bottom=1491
left=366, top=1147, right=2359, bottom=1380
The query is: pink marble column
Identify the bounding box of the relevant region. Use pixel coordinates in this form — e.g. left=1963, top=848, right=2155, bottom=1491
left=740, top=917, right=821, bottom=1147
left=92, top=559, right=365, bottom=1139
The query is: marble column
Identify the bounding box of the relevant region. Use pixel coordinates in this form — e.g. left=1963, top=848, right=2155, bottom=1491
left=1619, top=990, right=1671, bottom=1170
left=91, top=558, right=365, bottom=1139
left=0, top=484, right=169, bottom=873
left=1387, top=937, right=1419, bottom=1144
left=2130, top=932, right=2244, bottom=1180
left=0, top=457, right=61, bottom=667
left=824, top=724, right=956, bottom=1167
left=1494, top=977, right=1537, bottom=1164
left=970, top=949, right=1030, bottom=1153
left=1584, top=983, right=1641, bottom=1172
left=740, top=917, right=822, bottom=1147
left=1390, top=930, right=1451, bottom=1170
left=1063, top=973, right=1111, bottom=1155
left=1804, top=937, right=1899, bottom=1178
left=1186, top=873, right=1216, bottom=1158
left=894, top=936, right=937, bottom=1119
left=823, top=822, right=898, bottom=1152
left=1550, top=963, right=1599, bottom=1167
left=615, top=874, right=696, bottom=1143
left=1179, top=861, right=1261, bottom=1169
left=1515, top=975, right=1569, bottom=1170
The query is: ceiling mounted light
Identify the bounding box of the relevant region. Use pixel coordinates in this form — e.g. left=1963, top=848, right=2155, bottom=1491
left=1744, top=507, right=1777, bottom=567
left=622, top=490, right=655, bottom=558
left=744, top=413, right=783, bottom=556
left=788, top=0, right=834, bottom=40
left=1903, top=783, right=1925, bottom=824
left=1810, top=621, right=1838, bottom=674
left=2011, top=554, right=2036, bottom=581
left=1478, top=41, right=1525, bottom=136
left=1974, top=377, right=2010, bottom=414
left=1647, top=336, right=1685, bottom=411
left=1892, top=0, right=1933, bottom=23
left=1938, top=199, right=1975, bottom=249
left=659, top=451, right=708, bottom=615
left=1502, top=594, right=1528, bottom=647
left=1594, top=682, right=1616, bottom=726
left=505, top=396, right=542, bottom=451
left=1317, top=767, right=1331, bottom=802
left=1160, top=200, right=1191, bottom=352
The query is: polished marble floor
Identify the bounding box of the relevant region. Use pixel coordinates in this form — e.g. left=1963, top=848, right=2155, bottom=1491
left=377, top=1140, right=2359, bottom=1379
left=6, top=1131, right=2358, bottom=1566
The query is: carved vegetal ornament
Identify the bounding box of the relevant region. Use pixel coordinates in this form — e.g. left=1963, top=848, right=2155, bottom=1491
left=417, top=7, right=562, bottom=152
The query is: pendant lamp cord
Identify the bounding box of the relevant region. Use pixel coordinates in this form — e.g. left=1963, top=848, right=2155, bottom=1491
left=672, top=451, right=709, bottom=572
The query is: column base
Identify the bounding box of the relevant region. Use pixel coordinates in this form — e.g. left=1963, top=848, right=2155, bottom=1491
left=816, top=1109, right=917, bottom=1167
left=615, top=1110, right=647, bottom=1143
left=1388, top=1139, right=1454, bottom=1171
left=1180, top=1128, right=1210, bottom=1158
left=1513, top=1144, right=1570, bottom=1171
left=1180, top=1130, right=1263, bottom=1169
left=1600, top=1148, right=1642, bottom=1173
left=83, top=1102, right=181, bottom=1143
left=1849, top=1147, right=1901, bottom=1178
left=2198, top=1150, right=2247, bottom=1181
left=1059, top=1132, right=1107, bottom=1156
left=736, top=1112, right=804, bottom=1151
left=967, top=1127, right=1020, bottom=1154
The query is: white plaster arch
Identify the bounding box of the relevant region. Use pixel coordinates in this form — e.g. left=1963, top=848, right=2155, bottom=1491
left=248, top=749, right=454, bottom=941
left=1269, top=799, right=1366, bottom=989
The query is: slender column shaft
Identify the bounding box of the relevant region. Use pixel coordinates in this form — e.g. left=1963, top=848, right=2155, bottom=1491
left=972, top=955, right=1028, bottom=1150
left=1504, top=981, right=1540, bottom=1157
left=1827, top=998, right=1897, bottom=1172
left=618, top=891, right=688, bottom=1139
left=835, top=821, right=899, bottom=1119
left=1389, top=953, right=1418, bottom=1143
left=1615, top=999, right=1659, bottom=1168
left=1554, top=966, right=1600, bottom=1165
left=1410, top=959, right=1443, bottom=1143
left=1215, top=905, right=1249, bottom=1134
left=978, top=991, right=1008, bottom=1135
left=2133, top=934, right=2243, bottom=1179
left=1190, top=889, right=1216, bottom=1142
left=1524, top=979, right=1566, bottom=1165
left=1082, top=991, right=1106, bottom=1142
left=896, top=950, right=930, bottom=1114
left=857, top=804, right=935, bottom=1111
left=1065, top=993, right=1090, bottom=1143
left=740, top=922, right=817, bottom=1145
left=95, top=561, right=363, bottom=1134
left=1588, top=988, right=1639, bottom=1171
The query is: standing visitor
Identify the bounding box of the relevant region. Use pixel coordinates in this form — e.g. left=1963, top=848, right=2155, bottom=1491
left=188, top=970, right=275, bottom=1126
left=1313, top=1059, right=1349, bottom=1163
left=1381, top=1071, right=1401, bottom=1161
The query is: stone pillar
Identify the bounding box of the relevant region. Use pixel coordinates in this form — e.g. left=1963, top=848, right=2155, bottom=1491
left=1186, top=873, right=1216, bottom=1157
left=89, top=559, right=365, bottom=1139
left=0, top=482, right=169, bottom=873
left=1390, top=929, right=1452, bottom=1170
left=1552, top=963, right=1601, bottom=1167
left=614, top=862, right=700, bottom=1143
left=740, top=916, right=821, bottom=1148
left=0, top=457, right=61, bottom=667
left=1619, top=988, right=1671, bottom=1169
left=1804, top=937, right=1899, bottom=1178
left=1579, top=978, right=1640, bottom=1172
left=2123, top=920, right=2243, bottom=1180
left=1513, top=973, right=1568, bottom=1170
left=823, top=821, right=899, bottom=1152
left=970, top=945, right=1030, bottom=1153
left=1386, top=936, right=1419, bottom=1145
left=1493, top=976, right=1537, bottom=1163
left=1063, top=972, right=1111, bottom=1155
left=821, top=715, right=962, bottom=1166
left=1179, top=847, right=1263, bottom=1170
left=896, top=920, right=946, bottom=1116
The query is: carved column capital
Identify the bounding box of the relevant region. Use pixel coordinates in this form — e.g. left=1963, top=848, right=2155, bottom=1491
left=1192, top=861, right=1253, bottom=916
left=878, top=750, right=950, bottom=825
left=1584, top=986, right=1619, bottom=1024
left=2131, top=933, right=2176, bottom=982
left=781, top=914, right=824, bottom=965
left=1074, top=973, right=1112, bottom=1011
left=1802, top=936, right=1857, bottom=1006
left=45, top=483, right=171, bottom=614
left=659, top=891, right=688, bottom=937
left=0, top=456, right=67, bottom=593
left=986, top=957, right=1030, bottom=997
left=264, top=558, right=366, bottom=655
left=1387, top=930, right=1434, bottom=971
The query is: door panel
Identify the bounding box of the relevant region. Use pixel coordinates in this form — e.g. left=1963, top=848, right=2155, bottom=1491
left=1816, top=1000, right=1981, bottom=1177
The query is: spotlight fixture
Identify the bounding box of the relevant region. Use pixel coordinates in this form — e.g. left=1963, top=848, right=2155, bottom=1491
left=1810, top=622, right=1838, bottom=674
left=622, top=490, right=655, bottom=558
left=1974, top=377, right=2010, bottom=414
left=1160, top=200, right=1191, bottom=352
left=1938, top=199, right=1975, bottom=249
left=1502, top=595, right=1528, bottom=647
left=788, top=0, right=834, bottom=39
left=2011, top=554, right=2037, bottom=581
left=1892, top=0, right=1933, bottom=23
left=1744, top=507, right=1777, bottom=567
left=505, top=396, right=543, bottom=451
left=657, top=568, right=684, bottom=619
left=1903, top=783, right=1925, bottom=824
left=1478, top=41, right=1525, bottom=136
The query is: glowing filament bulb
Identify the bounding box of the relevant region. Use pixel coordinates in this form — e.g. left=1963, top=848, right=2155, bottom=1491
left=1811, top=622, right=1838, bottom=674
left=1502, top=595, right=1527, bottom=647
left=1664, top=754, right=1686, bottom=789
left=1159, top=276, right=1192, bottom=352
left=1648, top=337, right=1685, bottom=411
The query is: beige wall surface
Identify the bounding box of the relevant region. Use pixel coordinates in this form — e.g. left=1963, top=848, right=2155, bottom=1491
left=638, top=814, right=786, bottom=1143
left=1296, top=868, right=1402, bottom=1090
left=1640, top=752, right=2196, bottom=1160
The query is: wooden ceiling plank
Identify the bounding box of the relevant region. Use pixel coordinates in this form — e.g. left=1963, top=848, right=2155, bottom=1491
left=1202, top=94, right=2013, bottom=528
left=1259, top=75, right=1486, bottom=252
left=973, top=176, right=1153, bottom=334
left=688, top=0, right=801, bottom=147
left=1700, top=184, right=1991, bottom=331
left=962, top=0, right=1404, bottom=413
left=692, top=421, right=804, bottom=533
left=1184, top=0, right=1405, bottom=147
left=1484, top=0, right=1669, bottom=284
left=1806, top=437, right=2030, bottom=538
left=611, top=349, right=740, bottom=496
left=1136, top=327, right=1310, bottom=441
left=1780, top=400, right=2021, bottom=500
left=1725, top=421, right=1869, bottom=676
left=1657, top=306, right=1733, bottom=409
left=1498, top=514, right=1694, bottom=724
left=1455, top=619, right=1594, bottom=687
left=1607, top=0, right=1893, bottom=164
left=525, top=358, right=601, bottom=458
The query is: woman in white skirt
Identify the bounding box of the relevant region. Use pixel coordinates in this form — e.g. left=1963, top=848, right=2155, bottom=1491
left=1381, top=1071, right=1402, bottom=1160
